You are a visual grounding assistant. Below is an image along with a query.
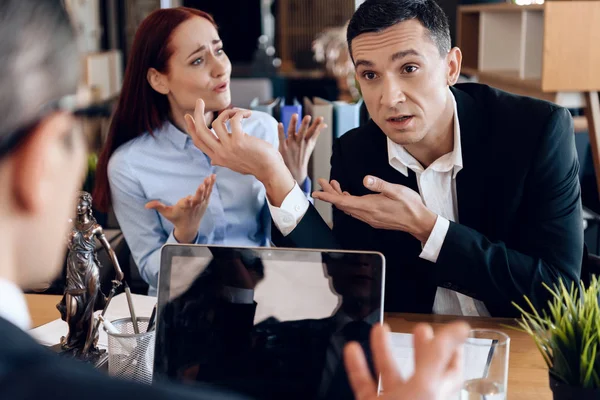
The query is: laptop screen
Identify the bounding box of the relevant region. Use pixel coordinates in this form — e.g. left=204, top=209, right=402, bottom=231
left=154, top=245, right=385, bottom=400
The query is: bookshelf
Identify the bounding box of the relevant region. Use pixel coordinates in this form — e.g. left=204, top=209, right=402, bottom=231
left=276, top=0, right=355, bottom=71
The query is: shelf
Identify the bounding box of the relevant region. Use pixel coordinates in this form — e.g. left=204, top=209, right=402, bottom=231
left=458, top=1, right=600, bottom=92
left=467, top=69, right=555, bottom=102
left=477, top=70, right=542, bottom=91
left=459, top=3, right=544, bottom=13
left=278, top=69, right=327, bottom=79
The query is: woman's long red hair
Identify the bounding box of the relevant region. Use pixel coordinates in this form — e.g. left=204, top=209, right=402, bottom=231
left=93, top=7, right=216, bottom=212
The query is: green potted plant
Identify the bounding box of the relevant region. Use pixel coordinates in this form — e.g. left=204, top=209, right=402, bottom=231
left=514, top=276, right=600, bottom=400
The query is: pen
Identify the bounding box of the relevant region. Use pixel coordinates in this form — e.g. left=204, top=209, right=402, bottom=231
left=123, top=281, right=139, bottom=334
left=99, top=315, right=134, bottom=352
left=99, top=314, right=119, bottom=335
left=146, top=303, right=157, bottom=333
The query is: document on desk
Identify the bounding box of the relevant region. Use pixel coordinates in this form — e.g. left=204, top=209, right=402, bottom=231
left=28, top=293, right=156, bottom=349
left=389, top=332, right=493, bottom=396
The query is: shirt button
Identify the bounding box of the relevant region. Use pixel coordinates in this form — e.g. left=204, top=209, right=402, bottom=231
left=283, top=216, right=293, bottom=224
left=294, top=205, right=301, bottom=212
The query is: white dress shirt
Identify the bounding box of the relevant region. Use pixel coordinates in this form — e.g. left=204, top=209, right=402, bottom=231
left=268, top=90, right=489, bottom=317
left=0, top=278, right=31, bottom=331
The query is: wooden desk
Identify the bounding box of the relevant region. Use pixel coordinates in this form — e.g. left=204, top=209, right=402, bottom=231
left=26, top=294, right=62, bottom=328
left=25, top=294, right=551, bottom=399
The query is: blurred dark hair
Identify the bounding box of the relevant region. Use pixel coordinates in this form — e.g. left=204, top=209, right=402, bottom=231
left=0, top=0, right=78, bottom=143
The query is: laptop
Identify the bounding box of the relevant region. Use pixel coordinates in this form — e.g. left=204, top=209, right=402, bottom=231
left=153, top=244, right=386, bottom=400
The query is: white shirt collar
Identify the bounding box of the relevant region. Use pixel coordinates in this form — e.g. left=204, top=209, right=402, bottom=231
left=333, top=308, right=381, bottom=332
left=387, top=88, right=463, bottom=178
left=0, top=278, right=31, bottom=331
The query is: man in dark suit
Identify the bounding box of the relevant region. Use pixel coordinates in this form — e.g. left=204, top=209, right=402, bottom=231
left=185, top=0, right=583, bottom=317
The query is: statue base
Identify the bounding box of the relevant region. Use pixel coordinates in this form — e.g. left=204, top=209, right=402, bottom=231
left=49, top=342, right=108, bottom=369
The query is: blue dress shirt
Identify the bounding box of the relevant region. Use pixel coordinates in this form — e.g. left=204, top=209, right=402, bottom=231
left=108, top=111, right=307, bottom=295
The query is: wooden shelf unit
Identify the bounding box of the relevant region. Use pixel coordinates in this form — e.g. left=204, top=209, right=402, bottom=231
left=458, top=2, right=600, bottom=99
left=276, top=0, right=355, bottom=72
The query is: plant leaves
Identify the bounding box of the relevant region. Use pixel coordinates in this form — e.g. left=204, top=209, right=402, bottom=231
left=514, top=277, right=600, bottom=388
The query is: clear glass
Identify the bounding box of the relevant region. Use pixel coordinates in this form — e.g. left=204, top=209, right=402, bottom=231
left=461, top=329, right=510, bottom=400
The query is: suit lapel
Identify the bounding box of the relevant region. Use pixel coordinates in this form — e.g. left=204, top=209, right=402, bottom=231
left=452, top=86, right=488, bottom=232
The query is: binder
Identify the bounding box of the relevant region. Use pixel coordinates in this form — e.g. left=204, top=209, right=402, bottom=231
left=304, top=97, right=334, bottom=226
left=280, top=98, right=302, bottom=136
left=333, top=99, right=363, bottom=138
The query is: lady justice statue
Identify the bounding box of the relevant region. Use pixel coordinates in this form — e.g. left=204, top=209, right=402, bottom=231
left=56, top=191, right=124, bottom=364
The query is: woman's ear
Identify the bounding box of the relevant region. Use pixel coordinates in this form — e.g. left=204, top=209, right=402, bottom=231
left=147, top=68, right=170, bottom=95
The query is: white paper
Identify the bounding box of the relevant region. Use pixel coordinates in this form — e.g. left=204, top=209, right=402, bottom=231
left=389, top=332, right=494, bottom=399
left=28, top=293, right=156, bottom=349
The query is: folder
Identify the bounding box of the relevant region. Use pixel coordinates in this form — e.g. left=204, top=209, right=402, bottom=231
left=333, top=99, right=363, bottom=138
left=280, top=98, right=302, bottom=136
left=304, top=97, right=334, bottom=226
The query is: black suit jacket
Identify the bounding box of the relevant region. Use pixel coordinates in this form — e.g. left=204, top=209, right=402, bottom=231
left=0, top=317, right=249, bottom=400
left=277, top=83, right=583, bottom=317
left=159, top=289, right=368, bottom=400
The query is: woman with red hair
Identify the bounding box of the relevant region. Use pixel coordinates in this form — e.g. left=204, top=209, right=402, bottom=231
left=93, top=7, right=324, bottom=295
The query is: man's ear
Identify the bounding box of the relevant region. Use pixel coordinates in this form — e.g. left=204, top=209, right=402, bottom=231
left=11, top=112, right=72, bottom=214
left=147, top=68, right=170, bottom=95
left=446, top=47, right=462, bottom=86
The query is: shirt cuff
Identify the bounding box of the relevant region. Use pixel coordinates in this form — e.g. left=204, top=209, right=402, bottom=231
left=419, top=216, right=450, bottom=263
left=223, top=287, right=254, bottom=304
left=167, top=230, right=200, bottom=245
left=267, top=183, right=310, bottom=236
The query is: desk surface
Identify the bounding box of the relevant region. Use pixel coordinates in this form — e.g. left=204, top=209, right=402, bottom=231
left=25, top=294, right=551, bottom=399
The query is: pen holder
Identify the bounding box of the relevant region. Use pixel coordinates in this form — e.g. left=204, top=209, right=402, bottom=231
left=105, top=317, right=155, bottom=384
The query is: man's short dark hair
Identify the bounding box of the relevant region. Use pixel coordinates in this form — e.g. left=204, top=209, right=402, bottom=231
left=347, top=0, right=451, bottom=58
left=0, top=0, right=78, bottom=142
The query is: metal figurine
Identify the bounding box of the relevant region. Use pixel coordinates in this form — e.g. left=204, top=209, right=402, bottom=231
left=56, top=191, right=124, bottom=365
